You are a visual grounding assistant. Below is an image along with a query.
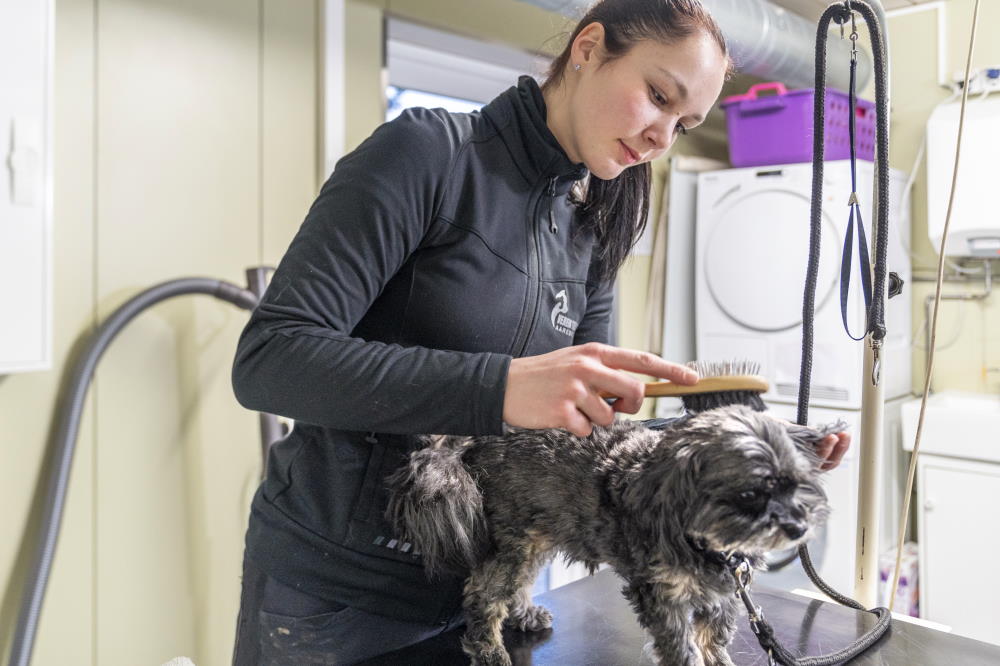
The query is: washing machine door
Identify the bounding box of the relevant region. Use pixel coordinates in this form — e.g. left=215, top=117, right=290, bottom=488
left=703, top=187, right=840, bottom=332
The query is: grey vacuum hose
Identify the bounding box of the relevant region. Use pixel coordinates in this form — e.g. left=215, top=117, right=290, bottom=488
left=8, top=276, right=260, bottom=666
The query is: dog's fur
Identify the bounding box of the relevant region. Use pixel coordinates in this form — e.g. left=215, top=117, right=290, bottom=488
left=386, top=405, right=840, bottom=666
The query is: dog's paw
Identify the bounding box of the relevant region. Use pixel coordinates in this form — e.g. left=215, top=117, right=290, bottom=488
left=505, top=604, right=553, bottom=632
left=473, top=645, right=513, bottom=666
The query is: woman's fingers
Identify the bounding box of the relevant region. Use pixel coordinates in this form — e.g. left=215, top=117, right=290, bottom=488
left=586, top=364, right=648, bottom=413
left=585, top=343, right=700, bottom=385
left=575, top=384, right=618, bottom=430
left=820, top=432, right=851, bottom=471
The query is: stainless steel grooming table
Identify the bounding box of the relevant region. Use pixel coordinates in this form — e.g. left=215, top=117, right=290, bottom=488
left=360, top=569, right=1000, bottom=665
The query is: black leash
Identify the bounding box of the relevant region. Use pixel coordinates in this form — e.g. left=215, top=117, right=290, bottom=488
left=738, top=1, right=894, bottom=664
left=730, top=556, right=892, bottom=666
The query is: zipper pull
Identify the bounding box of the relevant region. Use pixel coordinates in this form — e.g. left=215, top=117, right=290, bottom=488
left=548, top=176, right=558, bottom=233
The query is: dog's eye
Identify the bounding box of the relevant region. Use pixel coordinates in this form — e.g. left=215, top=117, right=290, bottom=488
left=739, top=490, right=761, bottom=502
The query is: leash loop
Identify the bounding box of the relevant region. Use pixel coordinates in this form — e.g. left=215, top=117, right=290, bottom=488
left=839, top=13, right=874, bottom=343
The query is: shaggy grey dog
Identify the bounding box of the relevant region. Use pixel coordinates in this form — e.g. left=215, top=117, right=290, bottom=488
left=386, top=405, right=840, bottom=666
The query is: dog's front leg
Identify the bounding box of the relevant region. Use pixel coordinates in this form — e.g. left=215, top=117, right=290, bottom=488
left=693, top=597, right=737, bottom=666
left=623, top=580, right=704, bottom=666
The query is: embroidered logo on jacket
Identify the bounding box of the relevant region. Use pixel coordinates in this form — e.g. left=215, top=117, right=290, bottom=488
left=550, top=289, right=579, bottom=337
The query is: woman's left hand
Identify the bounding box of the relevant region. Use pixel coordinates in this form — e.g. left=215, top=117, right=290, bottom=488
left=816, top=431, right=851, bottom=471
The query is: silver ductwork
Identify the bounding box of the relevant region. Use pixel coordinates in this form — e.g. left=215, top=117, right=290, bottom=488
left=516, top=0, right=873, bottom=92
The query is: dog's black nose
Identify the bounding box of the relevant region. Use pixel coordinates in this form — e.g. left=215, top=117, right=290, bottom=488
left=781, top=522, right=807, bottom=540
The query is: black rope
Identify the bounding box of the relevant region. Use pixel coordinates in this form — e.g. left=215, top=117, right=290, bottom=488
left=757, top=607, right=892, bottom=666
left=866, top=0, right=892, bottom=345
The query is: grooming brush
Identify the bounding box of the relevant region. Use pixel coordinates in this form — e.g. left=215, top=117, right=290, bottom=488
left=602, top=360, right=768, bottom=412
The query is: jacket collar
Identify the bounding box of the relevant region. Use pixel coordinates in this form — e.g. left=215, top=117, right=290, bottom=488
left=482, top=75, right=588, bottom=195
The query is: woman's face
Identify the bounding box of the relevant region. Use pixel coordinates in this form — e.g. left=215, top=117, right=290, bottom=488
left=551, top=25, right=728, bottom=180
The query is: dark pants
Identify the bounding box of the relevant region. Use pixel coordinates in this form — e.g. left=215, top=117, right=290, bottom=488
left=232, top=556, right=465, bottom=665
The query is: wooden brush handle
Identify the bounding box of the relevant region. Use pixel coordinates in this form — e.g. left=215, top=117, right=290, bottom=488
left=600, top=375, right=769, bottom=399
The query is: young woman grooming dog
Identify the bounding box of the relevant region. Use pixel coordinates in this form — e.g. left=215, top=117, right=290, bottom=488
left=230, top=0, right=849, bottom=662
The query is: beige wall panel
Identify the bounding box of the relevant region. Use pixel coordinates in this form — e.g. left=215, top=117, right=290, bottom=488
left=887, top=9, right=948, bottom=268
left=0, top=0, right=98, bottom=663
left=911, top=280, right=1000, bottom=394
left=344, top=0, right=385, bottom=151
left=93, top=0, right=263, bottom=663
left=3, top=0, right=317, bottom=663
left=262, top=0, right=320, bottom=263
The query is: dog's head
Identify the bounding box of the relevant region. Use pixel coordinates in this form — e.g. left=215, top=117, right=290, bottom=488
left=630, top=405, right=838, bottom=560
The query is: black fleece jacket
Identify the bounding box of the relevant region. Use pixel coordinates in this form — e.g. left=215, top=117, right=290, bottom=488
left=232, top=76, right=613, bottom=625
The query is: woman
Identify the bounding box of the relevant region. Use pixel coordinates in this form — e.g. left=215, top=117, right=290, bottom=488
left=231, top=0, right=849, bottom=663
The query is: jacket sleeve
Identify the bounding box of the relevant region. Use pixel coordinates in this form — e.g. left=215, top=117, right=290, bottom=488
left=232, top=109, right=510, bottom=436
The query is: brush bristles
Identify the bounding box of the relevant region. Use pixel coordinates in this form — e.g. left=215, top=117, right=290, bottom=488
left=686, top=359, right=761, bottom=378
left=682, top=359, right=766, bottom=413
left=681, top=390, right=767, bottom=413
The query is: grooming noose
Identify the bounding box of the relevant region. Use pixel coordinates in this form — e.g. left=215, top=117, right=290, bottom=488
left=734, top=1, right=895, bottom=663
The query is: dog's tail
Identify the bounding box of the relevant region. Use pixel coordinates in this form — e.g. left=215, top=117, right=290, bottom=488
left=385, top=436, right=487, bottom=576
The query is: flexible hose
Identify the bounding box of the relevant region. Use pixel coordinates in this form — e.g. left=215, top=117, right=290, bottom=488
left=8, top=278, right=257, bottom=666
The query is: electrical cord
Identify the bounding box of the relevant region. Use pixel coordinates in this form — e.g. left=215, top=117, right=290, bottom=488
left=910, top=297, right=966, bottom=352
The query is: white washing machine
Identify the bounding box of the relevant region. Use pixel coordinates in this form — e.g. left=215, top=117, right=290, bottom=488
left=695, top=161, right=912, bottom=410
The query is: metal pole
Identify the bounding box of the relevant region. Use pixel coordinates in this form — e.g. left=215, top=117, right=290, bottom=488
left=854, top=0, right=889, bottom=608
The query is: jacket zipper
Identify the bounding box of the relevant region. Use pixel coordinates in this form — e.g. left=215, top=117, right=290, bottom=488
left=547, top=177, right=558, bottom=233
left=512, top=176, right=558, bottom=357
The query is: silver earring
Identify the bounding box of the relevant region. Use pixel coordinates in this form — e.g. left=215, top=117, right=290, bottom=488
left=573, top=63, right=581, bottom=71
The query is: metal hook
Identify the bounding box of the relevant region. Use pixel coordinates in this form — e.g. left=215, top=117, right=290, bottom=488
left=848, top=8, right=860, bottom=60
left=838, top=0, right=852, bottom=38
left=871, top=339, right=882, bottom=386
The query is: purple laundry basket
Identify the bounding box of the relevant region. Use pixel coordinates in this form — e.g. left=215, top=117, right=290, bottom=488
left=720, top=82, right=876, bottom=167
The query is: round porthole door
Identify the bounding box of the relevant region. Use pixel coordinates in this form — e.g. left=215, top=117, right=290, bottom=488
left=703, top=188, right=840, bottom=332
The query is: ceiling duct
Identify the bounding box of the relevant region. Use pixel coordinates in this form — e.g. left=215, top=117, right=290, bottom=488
left=515, top=0, right=872, bottom=92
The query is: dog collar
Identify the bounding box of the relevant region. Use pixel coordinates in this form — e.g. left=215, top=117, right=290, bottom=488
left=685, top=534, right=751, bottom=570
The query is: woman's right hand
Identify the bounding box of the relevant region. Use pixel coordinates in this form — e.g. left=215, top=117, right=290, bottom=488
left=502, top=343, right=699, bottom=437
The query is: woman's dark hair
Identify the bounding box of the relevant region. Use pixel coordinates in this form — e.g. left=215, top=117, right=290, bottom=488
left=542, top=0, right=729, bottom=281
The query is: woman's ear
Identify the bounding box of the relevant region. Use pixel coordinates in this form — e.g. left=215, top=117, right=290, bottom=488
left=571, top=21, right=605, bottom=68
